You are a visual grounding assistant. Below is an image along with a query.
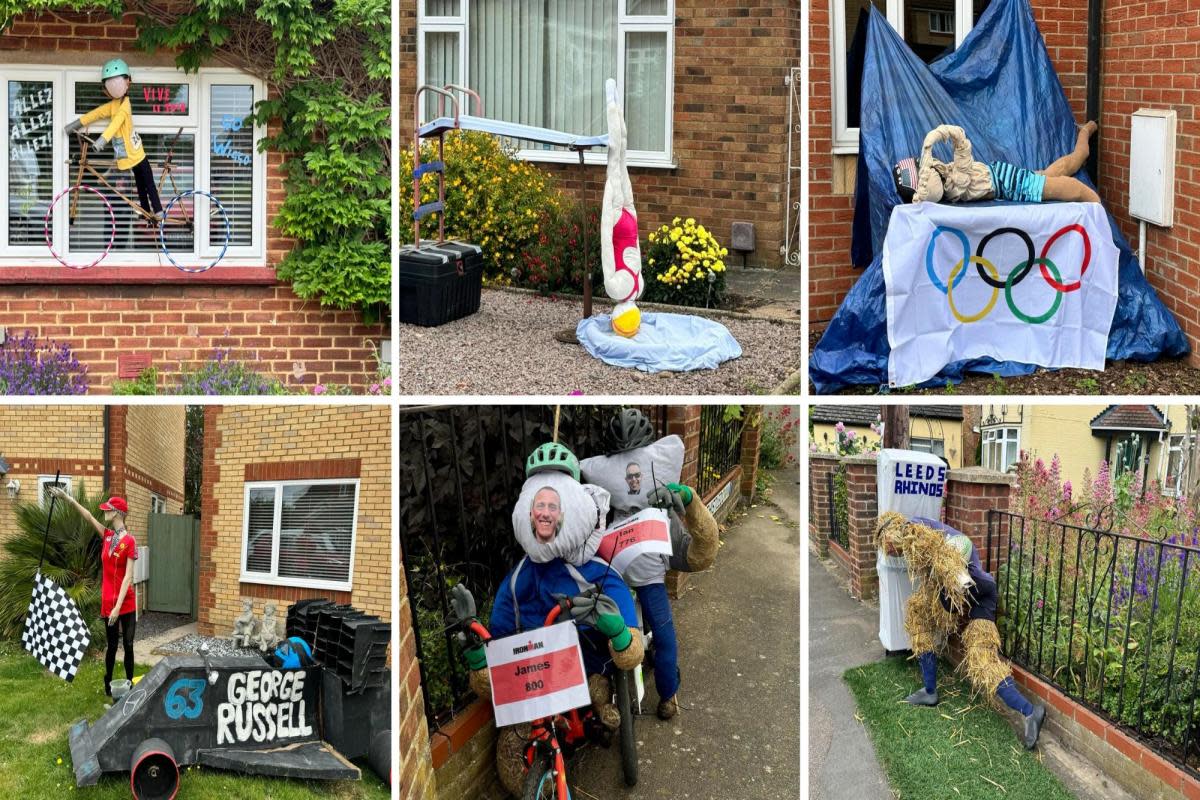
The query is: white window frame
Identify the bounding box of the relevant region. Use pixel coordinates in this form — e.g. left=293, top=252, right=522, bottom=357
left=928, top=11, right=954, bottom=34
left=982, top=427, right=1020, bottom=473
left=829, top=0, right=980, bottom=153
left=150, top=493, right=167, bottom=515
left=239, top=478, right=360, bottom=592
left=38, top=474, right=71, bottom=506
left=416, top=0, right=675, bottom=168
left=2, top=66, right=267, bottom=267
left=909, top=436, right=945, bottom=458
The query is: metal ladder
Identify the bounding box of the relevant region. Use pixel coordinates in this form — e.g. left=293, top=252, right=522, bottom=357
left=411, top=84, right=484, bottom=248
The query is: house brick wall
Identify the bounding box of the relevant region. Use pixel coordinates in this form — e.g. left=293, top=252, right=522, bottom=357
left=0, top=405, right=105, bottom=544
left=400, top=530, right=438, bottom=800
left=400, top=1, right=801, bottom=269
left=0, top=12, right=386, bottom=392
left=808, top=452, right=839, bottom=557
left=197, top=405, right=390, bottom=636
left=122, top=406, right=186, bottom=529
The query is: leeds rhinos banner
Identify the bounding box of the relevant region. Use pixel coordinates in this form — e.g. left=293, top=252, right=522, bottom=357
left=876, top=449, right=947, bottom=521
left=883, top=201, right=1119, bottom=387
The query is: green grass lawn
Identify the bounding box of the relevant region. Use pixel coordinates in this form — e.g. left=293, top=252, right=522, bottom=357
left=844, top=657, right=1076, bottom=800
left=0, top=642, right=388, bottom=799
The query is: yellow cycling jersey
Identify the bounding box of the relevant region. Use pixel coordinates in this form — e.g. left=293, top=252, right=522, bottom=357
left=79, top=96, right=146, bottom=170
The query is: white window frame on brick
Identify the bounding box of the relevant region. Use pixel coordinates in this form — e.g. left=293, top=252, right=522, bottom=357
left=38, top=474, right=71, bottom=507
left=150, top=493, right=166, bottom=515
left=829, top=0, right=980, bottom=153
left=417, top=0, right=676, bottom=169
left=239, top=478, right=360, bottom=592
left=982, top=426, right=1020, bottom=473
left=1, top=66, right=267, bottom=267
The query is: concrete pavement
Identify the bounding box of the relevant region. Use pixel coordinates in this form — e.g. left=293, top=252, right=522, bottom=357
left=568, top=471, right=801, bottom=799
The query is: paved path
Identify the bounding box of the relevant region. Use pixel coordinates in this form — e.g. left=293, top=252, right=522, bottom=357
left=568, top=472, right=801, bottom=799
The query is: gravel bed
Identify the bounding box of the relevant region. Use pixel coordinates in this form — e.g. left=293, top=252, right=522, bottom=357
left=398, top=289, right=803, bottom=395
left=155, top=632, right=268, bottom=658
left=136, top=611, right=192, bottom=640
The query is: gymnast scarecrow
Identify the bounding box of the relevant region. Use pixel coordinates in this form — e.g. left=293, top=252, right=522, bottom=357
left=459, top=442, right=643, bottom=797
left=875, top=511, right=1047, bottom=750
left=580, top=408, right=720, bottom=720
left=894, top=121, right=1099, bottom=206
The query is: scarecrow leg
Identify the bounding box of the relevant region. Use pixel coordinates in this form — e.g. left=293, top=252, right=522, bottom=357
left=905, top=652, right=940, bottom=706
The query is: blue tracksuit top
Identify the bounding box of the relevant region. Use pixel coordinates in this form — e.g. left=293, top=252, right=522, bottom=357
left=488, top=557, right=639, bottom=639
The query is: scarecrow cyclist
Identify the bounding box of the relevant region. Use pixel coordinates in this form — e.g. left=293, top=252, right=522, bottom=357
left=894, top=121, right=1100, bottom=205
left=456, top=442, right=644, bottom=796
left=50, top=488, right=139, bottom=699
left=580, top=408, right=720, bottom=721
left=876, top=511, right=1047, bottom=749
left=64, top=59, right=163, bottom=223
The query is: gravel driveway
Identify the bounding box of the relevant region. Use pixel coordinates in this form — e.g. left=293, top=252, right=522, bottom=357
left=398, top=289, right=802, bottom=395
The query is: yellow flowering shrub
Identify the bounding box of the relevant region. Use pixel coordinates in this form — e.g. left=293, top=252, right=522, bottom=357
left=642, top=217, right=729, bottom=308
left=398, top=131, right=566, bottom=281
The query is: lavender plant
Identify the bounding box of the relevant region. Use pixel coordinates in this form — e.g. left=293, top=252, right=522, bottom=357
left=0, top=331, right=88, bottom=395
left=174, top=349, right=287, bottom=396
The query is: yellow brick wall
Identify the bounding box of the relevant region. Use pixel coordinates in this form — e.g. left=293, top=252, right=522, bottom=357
left=0, top=405, right=105, bottom=545
left=124, top=406, right=187, bottom=527
left=203, top=405, right=391, bottom=634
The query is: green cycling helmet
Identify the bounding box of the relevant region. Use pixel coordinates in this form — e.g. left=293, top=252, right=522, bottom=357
left=101, top=58, right=131, bottom=82
left=526, top=442, right=580, bottom=482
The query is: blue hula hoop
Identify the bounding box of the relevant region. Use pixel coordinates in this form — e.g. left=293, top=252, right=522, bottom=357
left=159, top=189, right=231, bottom=273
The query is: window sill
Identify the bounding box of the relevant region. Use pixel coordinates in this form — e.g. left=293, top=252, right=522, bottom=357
left=517, top=149, right=679, bottom=171
left=240, top=574, right=352, bottom=593
left=0, top=266, right=278, bottom=284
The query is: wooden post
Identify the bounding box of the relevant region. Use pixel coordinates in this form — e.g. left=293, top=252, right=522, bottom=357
left=882, top=407, right=910, bottom=450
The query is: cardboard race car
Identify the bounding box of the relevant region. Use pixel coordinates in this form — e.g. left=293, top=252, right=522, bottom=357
left=70, top=600, right=390, bottom=799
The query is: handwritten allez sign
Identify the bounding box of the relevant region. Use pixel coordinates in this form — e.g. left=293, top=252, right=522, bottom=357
left=486, top=621, right=590, bottom=727
left=596, top=507, right=672, bottom=574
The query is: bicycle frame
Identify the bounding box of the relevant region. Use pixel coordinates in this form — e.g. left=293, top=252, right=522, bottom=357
left=68, top=130, right=193, bottom=228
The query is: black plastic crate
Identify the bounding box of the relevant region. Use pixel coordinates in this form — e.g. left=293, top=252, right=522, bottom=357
left=399, top=241, right=484, bottom=327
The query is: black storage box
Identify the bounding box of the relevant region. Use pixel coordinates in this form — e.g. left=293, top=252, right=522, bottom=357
left=399, top=240, right=484, bottom=326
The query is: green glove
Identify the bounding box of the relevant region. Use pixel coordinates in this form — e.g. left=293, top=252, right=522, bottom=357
left=465, top=643, right=488, bottom=671
left=565, top=593, right=632, bottom=652
left=666, top=483, right=694, bottom=506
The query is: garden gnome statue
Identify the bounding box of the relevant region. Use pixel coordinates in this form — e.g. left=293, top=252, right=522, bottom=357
left=257, top=603, right=283, bottom=652
left=601, top=79, right=645, bottom=338
left=231, top=599, right=258, bottom=648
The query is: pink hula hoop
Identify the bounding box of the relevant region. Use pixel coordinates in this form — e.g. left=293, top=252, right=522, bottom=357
left=44, top=185, right=116, bottom=270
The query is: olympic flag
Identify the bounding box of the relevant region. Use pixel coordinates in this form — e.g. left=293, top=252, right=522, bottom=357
left=883, top=202, right=1119, bottom=387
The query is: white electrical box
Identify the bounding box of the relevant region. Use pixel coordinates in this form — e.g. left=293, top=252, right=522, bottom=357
left=1129, top=108, right=1176, bottom=226
left=134, top=546, right=149, bottom=583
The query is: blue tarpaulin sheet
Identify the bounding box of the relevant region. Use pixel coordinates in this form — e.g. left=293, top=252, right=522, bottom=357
left=810, top=0, right=1188, bottom=394
left=577, top=313, right=742, bottom=372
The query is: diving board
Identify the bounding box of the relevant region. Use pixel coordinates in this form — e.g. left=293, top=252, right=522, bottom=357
left=418, top=115, right=608, bottom=150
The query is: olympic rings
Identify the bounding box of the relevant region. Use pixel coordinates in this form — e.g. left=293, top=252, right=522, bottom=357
left=159, top=190, right=232, bottom=274
left=946, top=257, right=1000, bottom=323
left=923, top=223, right=1092, bottom=324
left=925, top=225, right=970, bottom=293
left=1039, top=223, right=1090, bottom=292
left=44, top=185, right=116, bottom=270
left=1006, top=258, right=1063, bottom=324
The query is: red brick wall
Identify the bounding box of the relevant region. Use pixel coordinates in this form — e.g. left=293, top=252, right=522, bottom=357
left=1, top=11, right=386, bottom=392
left=399, top=531, right=437, bottom=800
left=844, top=456, right=880, bottom=599
left=1097, top=2, right=1200, bottom=362
left=942, top=469, right=1015, bottom=572
left=400, top=1, right=800, bottom=269
left=808, top=452, right=839, bottom=556
left=808, top=0, right=1092, bottom=323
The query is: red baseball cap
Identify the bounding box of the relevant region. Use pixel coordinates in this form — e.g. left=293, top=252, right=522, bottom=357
left=99, top=496, right=128, bottom=514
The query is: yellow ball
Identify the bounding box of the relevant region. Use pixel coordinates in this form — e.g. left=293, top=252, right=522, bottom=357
left=612, top=306, right=641, bottom=338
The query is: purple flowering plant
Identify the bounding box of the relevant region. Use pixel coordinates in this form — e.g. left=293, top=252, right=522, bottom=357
left=0, top=331, right=88, bottom=395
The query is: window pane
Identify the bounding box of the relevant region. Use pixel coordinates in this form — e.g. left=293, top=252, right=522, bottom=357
left=278, top=483, right=356, bottom=584
left=75, top=81, right=190, bottom=117
left=423, top=31, right=461, bottom=120
left=245, top=487, right=276, bottom=574
left=844, top=0, right=885, bottom=129
left=425, top=0, right=459, bottom=14
left=625, top=31, right=667, bottom=152
left=627, top=0, right=667, bottom=14
left=902, top=0, right=957, bottom=64
left=67, top=132, right=195, bottom=254
left=40, top=478, right=69, bottom=507
left=7, top=80, right=54, bottom=246
left=469, top=0, right=617, bottom=147
left=210, top=85, right=255, bottom=247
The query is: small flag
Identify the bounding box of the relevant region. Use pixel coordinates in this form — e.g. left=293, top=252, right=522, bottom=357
left=21, top=571, right=91, bottom=682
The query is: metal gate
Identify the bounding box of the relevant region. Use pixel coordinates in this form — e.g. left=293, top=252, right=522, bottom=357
left=782, top=65, right=802, bottom=267
left=146, top=512, right=199, bottom=616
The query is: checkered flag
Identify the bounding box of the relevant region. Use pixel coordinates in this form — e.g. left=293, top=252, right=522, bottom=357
left=21, top=571, right=91, bottom=682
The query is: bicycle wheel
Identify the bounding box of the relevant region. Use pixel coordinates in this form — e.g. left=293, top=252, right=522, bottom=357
left=159, top=189, right=231, bottom=273
left=521, top=752, right=558, bottom=800
left=614, top=668, right=638, bottom=787
left=44, top=185, right=115, bottom=270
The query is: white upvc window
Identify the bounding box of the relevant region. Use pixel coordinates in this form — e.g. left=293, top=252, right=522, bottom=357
left=910, top=436, right=945, bottom=458
left=1162, top=434, right=1193, bottom=497
left=240, top=478, right=360, bottom=592
left=150, top=493, right=167, bottom=515
left=38, top=474, right=71, bottom=507
left=982, top=426, right=1020, bottom=473
left=829, top=0, right=990, bottom=153
left=417, top=0, right=675, bottom=168
left=1, top=66, right=267, bottom=267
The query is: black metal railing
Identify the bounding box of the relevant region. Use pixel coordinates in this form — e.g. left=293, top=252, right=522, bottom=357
left=398, top=404, right=670, bottom=730
left=696, top=405, right=743, bottom=497
left=987, top=509, right=1200, bottom=778
left=828, top=468, right=848, bottom=550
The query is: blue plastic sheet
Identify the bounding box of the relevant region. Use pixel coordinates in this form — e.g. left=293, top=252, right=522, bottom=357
left=811, top=0, right=1189, bottom=394
left=577, top=313, right=742, bottom=372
